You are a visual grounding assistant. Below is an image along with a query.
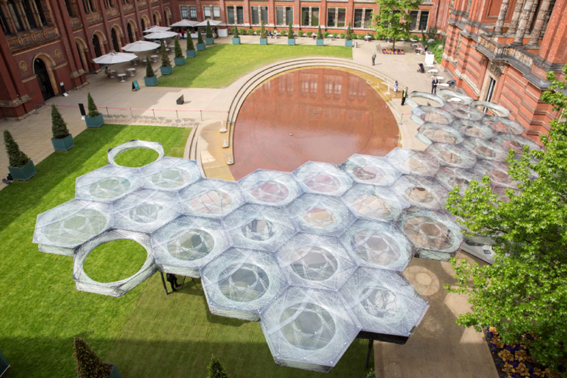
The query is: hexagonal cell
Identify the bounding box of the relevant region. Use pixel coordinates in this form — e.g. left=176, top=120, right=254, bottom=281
left=33, top=199, right=112, bottom=251
left=341, top=154, right=401, bottom=186
left=73, top=229, right=156, bottom=297
left=76, top=165, right=142, bottom=202
left=462, top=138, right=509, bottom=161
left=454, top=119, right=494, bottom=140
left=151, top=216, right=231, bottom=277
left=482, top=116, right=524, bottom=135
left=386, top=148, right=440, bottom=177
left=286, top=194, right=355, bottom=236
left=238, top=170, right=302, bottom=207
left=259, top=286, right=361, bottom=373
left=222, top=204, right=297, bottom=252
left=391, top=175, right=448, bottom=210
left=293, top=162, right=353, bottom=196
left=437, top=90, right=474, bottom=105
left=399, top=209, right=463, bottom=261
left=141, top=157, right=202, bottom=191
left=425, top=143, right=477, bottom=169
left=416, top=123, right=464, bottom=146
left=405, top=92, right=445, bottom=108
left=495, top=133, right=541, bottom=154
left=340, top=220, right=413, bottom=272
left=339, top=267, right=428, bottom=336
left=107, top=140, right=165, bottom=166
left=276, top=233, right=357, bottom=290
left=201, top=248, right=288, bottom=321
left=411, top=106, right=454, bottom=125
left=179, top=179, right=245, bottom=218
left=471, top=101, right=511, bottom=118
left=473, top=160, right=519, bottom=189
left=112, top=189, right=180, bottom=233
left=435, top=166, right=483, bottom=195
left=442, top=102, right=484, bottom=121
left=342, top=184, right=409, bottom=222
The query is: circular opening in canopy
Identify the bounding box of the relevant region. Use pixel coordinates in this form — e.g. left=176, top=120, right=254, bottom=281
left=113, top=148, right=160, bottom=168
left=83, top=239, right=148, bottom=283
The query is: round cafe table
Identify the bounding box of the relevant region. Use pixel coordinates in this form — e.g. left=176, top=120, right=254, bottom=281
left=117, top=73, right=127, bottom=83
left=127, top=68, right=136, bottom=77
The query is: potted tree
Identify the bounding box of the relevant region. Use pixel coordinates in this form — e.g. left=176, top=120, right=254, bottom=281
left=159, top=42, right=172, bottom=75
left=74, top=338, right=122, bottom=378
left=173, top=37, right=185, bottom=66
left=259, top=21, right=268, bottom=45
left=51, top=105, right=74, bottom=151
left=316, top=25, right=324, bottom=46
left=196, top=30, right=206, bottom=51
left=85, top=93, right=104, bottom=128
left=4, top=130, right=36, bottom=181
left=208, top=355, right=228, bottom=378
left=205, top=21, right=214, bottom=45
left=287, top=23, right=295, bottom=46
left=186, top=35, right=196, bottom=58
left=232, top=27, right=240, bottom=44
left=345, top=23, right=353, bottom=47
left=144, top=58, right=158, bottom=86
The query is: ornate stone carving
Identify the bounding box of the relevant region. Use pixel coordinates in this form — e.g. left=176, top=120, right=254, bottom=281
left=70, top=17, right=83, bottom=29
left=489, top=62, right=505, bottom=77
left=86, top=12, right=103, bottom=25
left=7, top=27, right=58, bottom=50
left=55, top=49, right=62, bottom=58
left=19, top=61, right=28, bottom=72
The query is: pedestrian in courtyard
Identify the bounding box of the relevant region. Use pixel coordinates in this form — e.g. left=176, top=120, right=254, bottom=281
left=371, top=51, right=376, bottom=66
left=431, top=77, right=438, bottom=94
left=166, top=273, right=181, bottom=292
left=393, top=80, right=399, bottom=92
left=401, top=87, right=408, bottom=106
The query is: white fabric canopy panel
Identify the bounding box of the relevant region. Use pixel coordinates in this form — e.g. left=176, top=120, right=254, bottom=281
left=416, top=122, right=465, bottom=146
left=286, top=194, right=355, bottom=236
left=442, top=102, right=484, bottom=121
left=462, top=137, right=509, bottom=161
left=391, top=175, right=448, bottom=210
left=454, top=119, right=495, bottom=140
left=76, top=165, right=142, bottom=202
left=141, top=157, right=202, bottom=191
left=122, top=40, right=161, bottom=52
left=238, top=170, right=301, bottom=207
left=342, top=184, right=409, bottom=222
left=341, top=154, right=401, bottom=186
left=435, top=167, right=483, bottom=195
left=179, top=179, right=244, bottom=218
left=293, top=161, right=353, bottom=196
left=425, top=142, right=477, bottom=169
left=386, top=148, right=440, bottom=177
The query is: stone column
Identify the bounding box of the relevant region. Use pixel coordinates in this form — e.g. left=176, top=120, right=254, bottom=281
left=494, top=0, right=510, bottom=34
left=508, top=0, right=525, bottom=34
left=513, top=0, right=535, bottom=44
left=529, top=0, right=551, bottom=44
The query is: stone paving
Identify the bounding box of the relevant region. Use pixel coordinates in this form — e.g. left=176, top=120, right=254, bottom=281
left=0, top=35, right=498, bottom=377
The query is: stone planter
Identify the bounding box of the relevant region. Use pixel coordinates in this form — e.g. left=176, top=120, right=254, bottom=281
left=206, top=37, right=214, bottom=45
left=232, top=37, right=241, bottom=44
left=288, top=39, right=295, bottom=46
left=85, top=114, right=104, bottom=128
left=0, top=350, right=10, bottom=377
left=345, top=40, right=353, bottom=47
left=144, top=76, right=158, bottom=86
left=317, top=39, right=324, bottom=46
left=174, top=57, right=185, bottom=66
left=260, top=38, right=268, bottom=45
left=8, top=159, right=37, bottom=181
left=196, top=43, right=205, bottom=51
left=186, top=49, right=196, bottom=58
left=51, top=134, right=74, bottom=151
left=160, top=65, right=173, bottom=75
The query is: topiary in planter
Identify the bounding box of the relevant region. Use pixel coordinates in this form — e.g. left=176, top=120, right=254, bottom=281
left=173, top=36, right=185, bottom=66
left=316, top=25, right=324, bottom=46
left=85, top=93, right=104, bottom=128
left=74, top=338, right=122, bottom=378
left=208, top=355, right=228, bottom=378
left=196, top=30, right=205, bottom=50
left=345, top=23, right=353, bottom=47
left=4, top=129, right=36, bottom=180
left=144, top=58, right=158, bottom=86
left=232, top=27, right=240, bottom=44
left=259, top=20, right=268, bottom=45
left=51, top=104, right=74, bottom=151
left=160, top=42, right=172, bottom=75
left=186, top=35, right=196, bottom=57
left=205, top=21, right=214, bottom=44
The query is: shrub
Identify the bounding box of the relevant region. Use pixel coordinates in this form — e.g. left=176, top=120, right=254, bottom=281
left=205, top=21, right=213, bottom=39
left=339, top=32, right=346, bottom=39
left=174, top=36, right=183, bottom=58
left=297, top=30, right=304, bottom=37
left=288, top=23, right=294, bottom=39
left=280, top=30, right=287, bottom=36
left=73, top=338, right=110, bottom=378
left=260, top=20, right=267, bottom=38
left=317, top=26, right=324, bottom=40
left=51, top=105, right=70, bottom=139
left=3, top=130, right=29, bottom=168
left=87, top=93, right=100, bottom=117
left=186, top=34, right=195, bottom=50
left=239, top=28, right=246, bottom=35
left=208, top=355, right=228, bottom=378
left=333, top=33, right=338, bottom=38
left=145, top=58, right=154, bottom=77
left=357, top=33, right=365, bottom=39
left=346, top=23, right=352, bottom=40
left=197, top=30, right=204, bottom=44
left=323, top=31, right=330, bottom=38
left=160, top=42, right=170, bottom=67
left=232, top=27, right=239, bottom=38
left=247, top=29, right=254, bottom=35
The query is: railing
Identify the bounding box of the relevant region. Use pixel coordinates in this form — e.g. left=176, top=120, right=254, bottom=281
left=477, top=36, right=534, bottom=68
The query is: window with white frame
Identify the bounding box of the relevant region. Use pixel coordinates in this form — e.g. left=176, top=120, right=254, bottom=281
left=409, top=10, right=429, bottom=31
left=189, top=6, right=197, bottom=19
left=180, top=5, right=188, bottom=19
left=276, top=6, right=293, bottom=26
left=227, top=5, right=244, bottom=24
left=251, top=6, right=268, bottom=25
left=203, top=5, right=220, bottom=20
left=301, top=7, right=319, bottom=27
left=353, top=9, right=373, bottom=28
left=327, top=7, right=346, bottom=28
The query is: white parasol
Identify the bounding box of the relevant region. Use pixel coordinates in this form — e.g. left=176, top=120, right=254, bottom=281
left=195, top=20, right=227, bottom=27
left=92, top=52, right=138, bottom=65
left=122, top=40, right=161, bottom=52
left=143, top=26, right=171, bottom=34
left=170, top=20, right=199, bottom=27
left=144, top=31, right=178, bottom=40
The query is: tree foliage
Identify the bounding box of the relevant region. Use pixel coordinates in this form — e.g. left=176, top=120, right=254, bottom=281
left=174, top=36, right=183, bottom=58
left=288, top=23, right=294, bottom=39
left=73, top=337, right=110, bottom=378
left=445, top=64, right=567, bottom=372
left=51, top=104, right=70, bottom=139
left=208, top=355, right=228, bottom=378
left=317, top=25, right=324, bottom=40
left=232, top=26, right=239, bottom=38
left=260, top=20, right=267, bottom=39
left=145, top=58, right=154, bottom=77
left=160, top=41, right=170, bottom=67
left=345, top=23, right=353, bottom=41
left=197, top=30, right=204, bottom=45
left=206, top=20, right=213, bottom=39
left=372, top=0, right=421, bottom=49
left=87, top=93, right=100, bottom=118
left=186, top=33, right=195, bottom=50
left=4, top=130, right=29, bottom=168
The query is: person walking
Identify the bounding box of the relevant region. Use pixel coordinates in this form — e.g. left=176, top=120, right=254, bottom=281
left=371, top=51, right=376, bottom=66
left=393, top=80, right=399, bottom=92
left=401, top=87, right=408, bottom=106
left=431, top=78, right=438, bottom=94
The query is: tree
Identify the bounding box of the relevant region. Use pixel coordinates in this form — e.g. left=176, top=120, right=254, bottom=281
left=145, top=58, right=154, bottom=77
left=174, top=36, right=183, bottom=59
left=206, top=20, right=213, bottom=39
left=445, top=64, right=567, bottom=372
left=51, top=105, right=70, bottom=139
left=288, top=23, right=294, bottom=39
left=73, top=338, right=110, bottom=378
left=197, top=30, right=204, bottom=45
left=345, top=23, right=353, bottom=41
left=317, top=25, right=323, bottom=40
left=260, top=20, right=267, bottom=39
left=87, top=93, right=100, bottom=118
left=4, top=130, right=29, bottom=168
left=160, top=41, right=170, bottom=67
left=208, top=355, right=228, bottom=378
left=232, top=26, right=239, bottom=38
left=372, top=0, right=421, bottom=49
left=186, top=33, right=195, bottom=50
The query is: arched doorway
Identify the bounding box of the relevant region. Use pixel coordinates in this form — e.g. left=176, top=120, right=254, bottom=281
left=92, top=33, right=102, bottom=57
left=34, top=58, right=54, bottom=101
left=111, top=28, right=119, bottom=52
left=141, top=17, right=146, bottom=31
left=127, top=22, right=134, bottom=43
left=153, top=13, right=158, bottom=26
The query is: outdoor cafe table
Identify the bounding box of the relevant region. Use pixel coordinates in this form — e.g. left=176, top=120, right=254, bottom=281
left=117, top=73, right=127, bottom=83
left=127, top=68, right=136, bottom=77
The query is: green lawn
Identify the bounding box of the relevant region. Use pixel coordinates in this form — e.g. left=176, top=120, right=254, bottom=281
left=157, top=44, right=353, bottom=88
left=0, top=124, right=372, bottom=377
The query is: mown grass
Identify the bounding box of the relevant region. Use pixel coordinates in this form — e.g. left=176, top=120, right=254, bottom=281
left=157, top=44, right=353, bottom=88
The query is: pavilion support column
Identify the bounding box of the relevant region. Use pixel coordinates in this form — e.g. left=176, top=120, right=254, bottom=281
left=513, top=0, right=536, bottom=44
left=528, top=0, right=551, bottom=45
left=494, top=0, right=510, bottom=35
left=508, top=0, right=525, bottom=34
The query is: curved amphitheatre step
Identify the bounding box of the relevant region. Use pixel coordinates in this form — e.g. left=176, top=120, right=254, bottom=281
left=187, top=57, right=396, bottom=162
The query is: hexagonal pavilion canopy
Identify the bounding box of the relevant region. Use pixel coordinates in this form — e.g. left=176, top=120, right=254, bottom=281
left=33, top=92, right=541, bottom=373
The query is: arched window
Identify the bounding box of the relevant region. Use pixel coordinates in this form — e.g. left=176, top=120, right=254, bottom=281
left=163, top=11, right=168, bottom=26
left=0, top=8, right=11, bottom=34
left=76, top=42, right=85, bottom=71
left=111, top=28, right=119, bottom=51
left=64, top=0, right=74, bottom=17
left=88, top=0, right=96, bottom=12
left=127, top=22, right=134, bottom=43
left=82, top=0, right=90, bottom=13
left=22, top=0, right=37, bottom=29
left=7, top=0, right=24, bottom=31
left=141, top=17, right=146, bottom=31
left=153, top=13, right=158, bottom=26
left=92, top=33, right=102, bottom=57
left=34, top=0, right=47, bottom=26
